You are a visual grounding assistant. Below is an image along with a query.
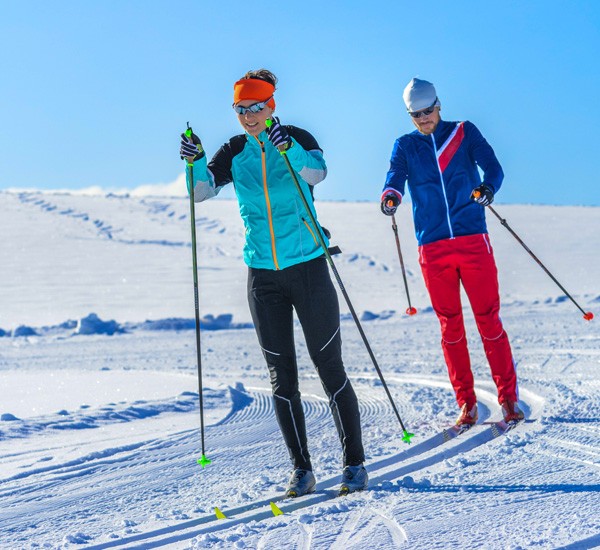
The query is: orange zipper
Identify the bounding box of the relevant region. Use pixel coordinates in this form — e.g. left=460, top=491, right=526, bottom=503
left=256, top=137, right=279, bottom=270
left=303, top=218, right=318, bottom=245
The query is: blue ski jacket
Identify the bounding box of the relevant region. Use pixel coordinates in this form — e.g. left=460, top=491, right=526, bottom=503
left=187, top=126, right=328, bottom=270
left=381, top=119, right=504, bottom=246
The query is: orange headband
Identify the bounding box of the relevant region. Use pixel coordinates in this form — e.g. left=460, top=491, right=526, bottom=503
left=233, top=78, right=276, bottom=110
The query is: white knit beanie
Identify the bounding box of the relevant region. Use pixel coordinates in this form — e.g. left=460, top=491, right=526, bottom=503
left=403, top=78, right=439, bottom=112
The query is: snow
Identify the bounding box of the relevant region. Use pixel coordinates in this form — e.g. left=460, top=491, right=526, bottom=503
left=1, top=190, right=599, bottom=549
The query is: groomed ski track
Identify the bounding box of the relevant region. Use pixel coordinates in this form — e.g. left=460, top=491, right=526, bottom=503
left=74, top=378, right=544, bottom=549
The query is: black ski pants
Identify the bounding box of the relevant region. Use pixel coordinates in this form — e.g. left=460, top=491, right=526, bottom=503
left=247, top=255, right=365, bottom=470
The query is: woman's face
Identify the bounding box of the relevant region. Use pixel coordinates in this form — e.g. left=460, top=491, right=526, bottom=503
left=235, top=100, right=274, bottom=137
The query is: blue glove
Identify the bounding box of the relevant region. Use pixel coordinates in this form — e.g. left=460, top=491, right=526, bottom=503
left=180, top=131, right=204, bottom=161
left=471, top=184, right=494, bottom=206
left=266, top=117, right=292, bottom=150
left=380, top=192, right=401, bottom=216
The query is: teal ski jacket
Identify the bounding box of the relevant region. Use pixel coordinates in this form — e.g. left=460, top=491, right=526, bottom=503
left=187, top=126, right=328, bottom=270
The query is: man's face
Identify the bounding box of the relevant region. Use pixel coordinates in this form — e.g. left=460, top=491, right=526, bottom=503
left=410, top=106, right=441, bottom=135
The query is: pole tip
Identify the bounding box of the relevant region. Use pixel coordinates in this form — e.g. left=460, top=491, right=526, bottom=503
left=197, top=454, right=212, bottom=468
left=584, top=311, right=594, bottom=321
left=402, top=430, right=415, bottom=444
left=406, top=307, right=418, bottom=316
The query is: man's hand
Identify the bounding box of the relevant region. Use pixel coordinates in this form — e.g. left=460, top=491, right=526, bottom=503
left=266, top=117, right=292, bottom=150
left=180, top=131, right=204, bottom=161
left=471, top=184, right=494, bottom=206
left=380, top=192, right=401, bottom=216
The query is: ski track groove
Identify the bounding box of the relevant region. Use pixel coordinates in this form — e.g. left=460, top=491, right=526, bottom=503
left=15, top=191, right=228, bottom=245
left=60, top=377, right=547, bottom=549
left=1, top=377, right=545, bottom=546
left=329, top=504, right=366, bottom=549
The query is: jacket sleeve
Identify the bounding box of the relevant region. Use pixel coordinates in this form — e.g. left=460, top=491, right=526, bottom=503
left=381, top=138, right=407, bottom=202
left=285, top=126, right=327, bottom=185
left=465, top=121, right=504, bottom=194
left=186, top=141, right=234, bottom=203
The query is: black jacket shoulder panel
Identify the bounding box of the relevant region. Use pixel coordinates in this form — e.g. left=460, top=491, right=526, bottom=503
left=287, top=126, right=322, bottom=153
left=208, top=134, right=247, bottom=188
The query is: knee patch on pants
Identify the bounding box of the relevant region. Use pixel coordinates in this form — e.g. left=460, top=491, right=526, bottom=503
left=441, top=330, right=466, bottom=345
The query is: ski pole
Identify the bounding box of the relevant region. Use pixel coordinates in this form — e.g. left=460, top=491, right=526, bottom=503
left=389, top=212, right=417, bottom=316
left=266, top=120, right=414, bottom=443
left=184, top=122, right=212, bottom=467
left=473, top=190, right=593, bottom=321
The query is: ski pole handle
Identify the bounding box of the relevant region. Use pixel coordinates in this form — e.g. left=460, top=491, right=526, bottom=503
left=183, top=122, right=204, bottom=165
left=265, top=118, right=289, bottom=154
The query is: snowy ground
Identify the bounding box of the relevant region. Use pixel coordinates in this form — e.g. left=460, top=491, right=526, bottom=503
left=1, top=191, right=599, bottom=549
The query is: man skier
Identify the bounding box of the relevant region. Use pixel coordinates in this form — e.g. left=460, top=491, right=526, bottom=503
left=380, top=77, right=524, bottom=430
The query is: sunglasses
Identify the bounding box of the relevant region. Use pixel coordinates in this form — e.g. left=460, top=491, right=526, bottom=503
left=409, top=98, right=438, bottom=118
left=232, top=97, right=273, bottom=115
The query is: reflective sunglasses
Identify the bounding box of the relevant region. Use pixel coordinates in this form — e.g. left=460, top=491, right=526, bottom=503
left=232, top=97, right=272, bottom=115
left=409, top=98, right=438, bottom=118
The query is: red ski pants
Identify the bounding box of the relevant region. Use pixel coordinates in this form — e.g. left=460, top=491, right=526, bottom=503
left=419, top=234, right=518, bottom=408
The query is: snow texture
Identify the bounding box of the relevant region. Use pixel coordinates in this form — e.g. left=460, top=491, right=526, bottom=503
left=0, top=191, right=599, bottom=549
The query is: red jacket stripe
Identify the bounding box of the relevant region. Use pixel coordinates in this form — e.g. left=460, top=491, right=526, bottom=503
left=437, top=122, right=465, bottom=173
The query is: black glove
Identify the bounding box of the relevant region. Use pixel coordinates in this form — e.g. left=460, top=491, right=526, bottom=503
left=471, top=184, right=494, bottom=206
left=380, top=192, right=401, bottom=216
left=266, top=117, right=292, bottom=150
left=180, top=131, right=204, bottom=161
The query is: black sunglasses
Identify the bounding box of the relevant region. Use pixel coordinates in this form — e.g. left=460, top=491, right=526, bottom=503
left=409, top=98, right=438, bottom=118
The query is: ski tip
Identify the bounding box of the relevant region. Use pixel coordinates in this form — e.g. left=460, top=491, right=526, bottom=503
left=270, top=501, right=284, bottom=516
left=406, top=307, right=418, bottom=316
left=197, top=454, right=212, bottom=468
left=214, top=507, right=227, bottom=520
left=402, top=430, right=415, bottom=444
left=584, top=311, right=594, bottom=321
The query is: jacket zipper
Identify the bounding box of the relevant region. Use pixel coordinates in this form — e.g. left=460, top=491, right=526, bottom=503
left=431, top=134, right=454, bottom=239
left=256, top=137, right=280, bottom=270
left=302, top=218, right=318, bottom=245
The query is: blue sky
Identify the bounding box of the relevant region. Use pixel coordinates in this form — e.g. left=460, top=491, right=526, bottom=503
left=1, top=1, right=599, bottom=206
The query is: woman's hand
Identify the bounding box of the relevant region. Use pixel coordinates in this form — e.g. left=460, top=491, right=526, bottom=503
left=266, top=117, right=292, bottom=151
